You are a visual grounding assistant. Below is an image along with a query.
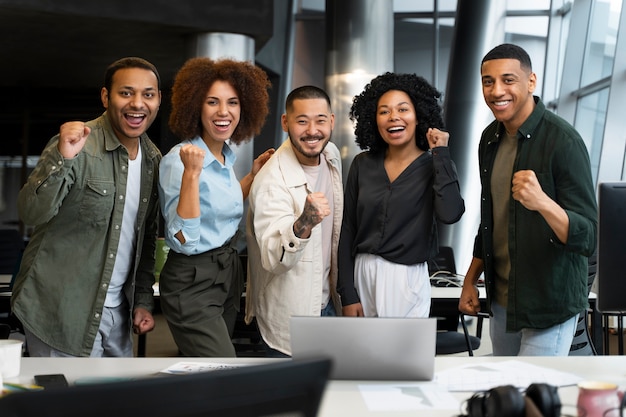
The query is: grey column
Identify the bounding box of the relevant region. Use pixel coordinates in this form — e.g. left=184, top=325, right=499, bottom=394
left=442, top=0, right=506, bottom=273
left=325, top=0, right=394, bottom=182
left=187, top=32, right=256, bottom=182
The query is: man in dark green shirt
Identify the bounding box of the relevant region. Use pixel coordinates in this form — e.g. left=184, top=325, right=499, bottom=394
left=459, top=43, right=597, bottom=356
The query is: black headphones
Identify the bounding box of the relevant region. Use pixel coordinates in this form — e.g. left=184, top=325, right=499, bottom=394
left=463, top=383, right=561, bottom=417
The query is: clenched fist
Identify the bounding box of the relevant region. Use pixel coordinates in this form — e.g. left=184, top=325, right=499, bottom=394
left=179, top=144, right=206, bottom=176
left=58, top=122, right=91, bottom=159
left=293, top=192, right=330, bottom=238
left=426, top=127, right=449, bottom=149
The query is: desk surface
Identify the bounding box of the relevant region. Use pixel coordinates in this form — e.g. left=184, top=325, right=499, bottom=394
left=7, top=356, right=626, bottom=417
left=430, top=285, right=596, bottom=300
left=430, top=285, right=486, bottom=299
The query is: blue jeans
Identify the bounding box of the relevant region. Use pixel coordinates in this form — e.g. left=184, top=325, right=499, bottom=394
left=264, top=303, right=337, bottom=358
left=321, top=302, right=337, bottom=317
left=490, top=302, right=578, bottom=356
left=25, top=303, right=132, bottom=357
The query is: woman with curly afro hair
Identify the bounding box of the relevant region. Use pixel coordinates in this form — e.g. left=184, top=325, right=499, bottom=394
left=337, top=72, right=465, bottom=318
left=158, top=57, right=275, bottom=357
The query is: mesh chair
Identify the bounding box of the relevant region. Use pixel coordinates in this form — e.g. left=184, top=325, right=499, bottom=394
left=429, top=246, right=482, bottom=355
left=435, top=313, right=481, bottom=355
left=569, top=251, right=598, bottom=356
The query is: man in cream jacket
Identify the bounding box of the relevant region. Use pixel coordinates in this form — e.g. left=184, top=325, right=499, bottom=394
left=245, top=85, right=343, bottom=356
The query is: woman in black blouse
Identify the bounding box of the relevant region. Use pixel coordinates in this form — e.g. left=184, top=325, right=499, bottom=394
left=337, top=72, right=465, bottom=317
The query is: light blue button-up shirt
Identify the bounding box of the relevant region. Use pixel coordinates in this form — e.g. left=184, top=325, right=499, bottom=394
left=159, top=136, right=243, bottom=255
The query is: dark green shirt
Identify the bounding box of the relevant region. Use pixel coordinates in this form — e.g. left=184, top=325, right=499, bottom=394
left=473, top=97, right=597, bottom=331
left=11, top=113, right=161, bottom=356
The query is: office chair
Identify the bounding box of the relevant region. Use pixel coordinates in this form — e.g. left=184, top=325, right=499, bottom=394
left=436, top=313, right=481, bottom=355
left=429, top=245, right=462, bottom=332
left=232, top=253, right=265, bottom=356
left=569, top=251, right=598, bottom=356
left=429, top=246, right=482, bottom=356
left=0, top=323, right=10, bottom=339
left=0, top=229, right=24, bottom=289
left=428, top=246, right=458, bottom=279
left=0, top=229, right=26, bottom=338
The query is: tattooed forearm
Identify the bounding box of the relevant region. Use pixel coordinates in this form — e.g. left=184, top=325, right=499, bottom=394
left=293, top=204, right=321, bottom=238
left=293, top=219, right=310, bottom=238
left=293, top=192, right=329, bottom=239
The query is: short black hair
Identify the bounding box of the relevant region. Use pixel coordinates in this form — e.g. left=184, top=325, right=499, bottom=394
left=104, top=57, right=161, bottom=92
left=482, top=43, right=533, bottom=72
left=285, top=85, right=332, bottom=113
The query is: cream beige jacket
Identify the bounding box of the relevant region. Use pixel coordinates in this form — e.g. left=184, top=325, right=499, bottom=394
left=245, top=139, right=343, bottom=355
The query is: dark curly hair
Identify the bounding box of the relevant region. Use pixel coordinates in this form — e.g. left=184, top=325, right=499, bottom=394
left=169, top=57, right=271, bottom=144
left=349, top=72, right=444, bottom=153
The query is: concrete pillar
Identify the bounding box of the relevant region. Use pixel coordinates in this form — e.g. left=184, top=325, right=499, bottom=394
left=187, top=32, right=256, bottom=182
left=442, top=0, right=506, bottom=273
left=325, top=0, right=394, bottom=182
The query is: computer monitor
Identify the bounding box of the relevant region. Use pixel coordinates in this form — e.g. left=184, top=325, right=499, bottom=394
left=428, top=246, right=457, bottom=277
left=0, top=357, right=332, bottom=417
left=597, top=182, right=626, bottom=313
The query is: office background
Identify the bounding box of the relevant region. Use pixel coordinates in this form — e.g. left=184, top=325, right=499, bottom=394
left=0, top=0, right=624, bottom=273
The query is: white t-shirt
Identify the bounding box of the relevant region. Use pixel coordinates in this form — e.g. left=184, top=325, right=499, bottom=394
left=302, top=157, right=333, bottom=309
left=104, top=145, right=142, bottom=307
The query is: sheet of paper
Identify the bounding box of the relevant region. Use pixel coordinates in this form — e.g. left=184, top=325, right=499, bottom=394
left=359, top=383, right=460, bottom=411
left=435, top=360, right=584, bottom=392
left=160, top=361, right=248, bottom=375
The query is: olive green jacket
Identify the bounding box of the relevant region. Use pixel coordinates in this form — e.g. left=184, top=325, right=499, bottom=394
left=11, top=113, right=161, bottom=356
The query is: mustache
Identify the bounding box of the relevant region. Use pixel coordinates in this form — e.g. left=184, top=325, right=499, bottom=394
left=300, top=135, right=324, bottom=141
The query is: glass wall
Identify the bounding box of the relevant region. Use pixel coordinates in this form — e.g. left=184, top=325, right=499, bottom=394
left=297, top=0, right=626, bottom=184
left=580, top=0, right=621, bottom=86
left=576, top=88, right=610, bottom=181
left=294, top=0, right=626, bottom=274
left=560, top=0, right=625, bottom=184
left=581, top=0, right=623, bottom=184
left=300, top=0, right=626, bottom=182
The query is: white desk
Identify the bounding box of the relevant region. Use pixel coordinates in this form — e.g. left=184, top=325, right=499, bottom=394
left=431, top=286, right=594, bottom=304
left=320, top=356, right=626, bottom=416
left=7, top=356, right=626, bottom=417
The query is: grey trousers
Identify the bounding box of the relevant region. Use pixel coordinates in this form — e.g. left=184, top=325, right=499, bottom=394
left=159, top=235, right=242, bottom=357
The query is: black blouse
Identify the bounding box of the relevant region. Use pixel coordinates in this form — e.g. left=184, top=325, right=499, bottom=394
left=337, top=147, right=465, bottom=306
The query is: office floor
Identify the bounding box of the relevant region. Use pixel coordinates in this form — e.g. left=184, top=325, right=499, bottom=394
left=133, top=312, right=626, bottom=358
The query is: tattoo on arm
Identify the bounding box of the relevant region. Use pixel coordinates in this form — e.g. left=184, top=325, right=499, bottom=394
left=293, top=204, right=320, bottom=238
left=293, top=219, right=309, bottom=238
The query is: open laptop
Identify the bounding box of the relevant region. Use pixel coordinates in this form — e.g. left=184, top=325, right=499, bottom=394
left=290, top=316, right=436, bottom=380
